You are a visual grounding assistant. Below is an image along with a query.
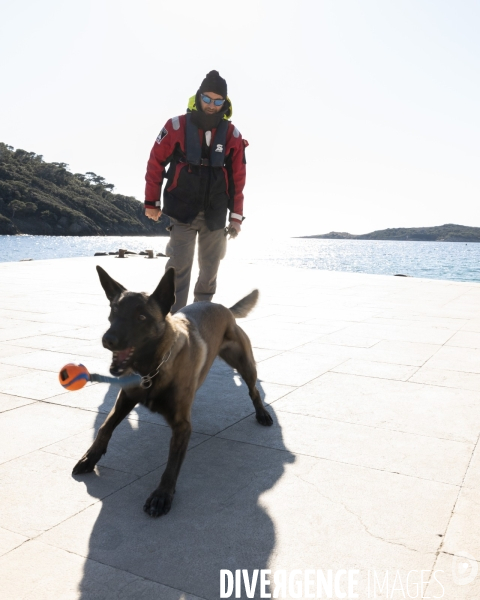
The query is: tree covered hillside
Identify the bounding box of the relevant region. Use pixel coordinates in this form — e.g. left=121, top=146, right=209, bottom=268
left=302, top=224, right=480, bottom=242
left=0, top=143, right=169, bottom=236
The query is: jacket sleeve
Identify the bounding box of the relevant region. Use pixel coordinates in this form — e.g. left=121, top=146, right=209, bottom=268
left=144, top=118, right=181, bottom=209
left=225, top=125, right=247, bottom=223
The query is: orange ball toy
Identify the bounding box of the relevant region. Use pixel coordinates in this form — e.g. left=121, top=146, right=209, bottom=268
left=58, top=363, right=90, bottom=391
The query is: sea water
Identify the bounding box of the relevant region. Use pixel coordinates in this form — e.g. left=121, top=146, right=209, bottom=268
left=1, top=235, right=480, bottom=283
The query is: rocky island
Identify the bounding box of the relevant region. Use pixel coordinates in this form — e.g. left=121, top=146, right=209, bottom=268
left=301, top=224, right=480, bottom=243
left=0, top=143, right=169, bottom=236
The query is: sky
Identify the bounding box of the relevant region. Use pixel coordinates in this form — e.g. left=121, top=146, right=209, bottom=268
left=1, top=0, right=479, bottom=237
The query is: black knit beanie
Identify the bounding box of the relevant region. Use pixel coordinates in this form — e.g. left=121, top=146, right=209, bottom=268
left=199, top=70, right=227, bottom=98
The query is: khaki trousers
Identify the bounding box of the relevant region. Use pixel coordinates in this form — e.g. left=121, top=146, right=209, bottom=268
left=165, top=212, right=227, bottom=313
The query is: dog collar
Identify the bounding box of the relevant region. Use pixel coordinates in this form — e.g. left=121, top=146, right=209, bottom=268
left=140, top=350, right=172, bottom=389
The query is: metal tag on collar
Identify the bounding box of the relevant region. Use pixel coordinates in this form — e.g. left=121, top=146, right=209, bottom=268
left=139, top=350, right=172, bottom=389
left=140, top=376, right=153, bottom=389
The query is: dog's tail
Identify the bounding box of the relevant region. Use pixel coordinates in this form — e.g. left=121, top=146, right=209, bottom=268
left=229, top=289, right=259, bottom=319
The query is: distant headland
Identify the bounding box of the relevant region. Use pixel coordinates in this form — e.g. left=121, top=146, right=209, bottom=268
left=0, top=143, right=169, bottom=236
left=300, top=224, right=480, bottom=243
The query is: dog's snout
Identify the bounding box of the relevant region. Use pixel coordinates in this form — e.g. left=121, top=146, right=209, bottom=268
left=102, top=331, right=119, bottom=350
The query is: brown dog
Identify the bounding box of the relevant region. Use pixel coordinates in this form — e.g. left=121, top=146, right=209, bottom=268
left=72, top=266, right=273, bottom=517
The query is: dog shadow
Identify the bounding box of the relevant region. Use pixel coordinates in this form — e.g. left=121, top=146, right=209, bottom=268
left=76, top=363, right=294, bottom=600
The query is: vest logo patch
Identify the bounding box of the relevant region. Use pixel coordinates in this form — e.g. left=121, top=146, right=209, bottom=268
left=156, top=127, right=168, bottom=145
left=215, top=144, right=223, bottom=153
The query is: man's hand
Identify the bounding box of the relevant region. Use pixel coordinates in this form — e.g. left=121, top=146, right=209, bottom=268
left=228, top=220, right=242, bottom=237
left=145, top=208, right=161, bottom=221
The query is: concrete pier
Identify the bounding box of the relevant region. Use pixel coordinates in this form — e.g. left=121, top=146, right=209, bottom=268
left=0, top=255, right=479, bottom=599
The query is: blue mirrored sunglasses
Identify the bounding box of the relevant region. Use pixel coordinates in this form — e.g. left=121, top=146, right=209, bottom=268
left=200, top=93, right=225, bottom=107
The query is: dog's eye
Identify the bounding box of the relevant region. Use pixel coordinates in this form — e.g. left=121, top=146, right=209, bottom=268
left=138, top=314, right=147, bottom=321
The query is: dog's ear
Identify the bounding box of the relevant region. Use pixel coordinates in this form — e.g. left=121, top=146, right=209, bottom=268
left=149, top=267, right=175, bottom=316
left=96, top=266, right=126, bottom=302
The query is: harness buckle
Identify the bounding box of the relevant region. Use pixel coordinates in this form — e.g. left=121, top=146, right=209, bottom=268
left=199, top=158, right=210, bottom=166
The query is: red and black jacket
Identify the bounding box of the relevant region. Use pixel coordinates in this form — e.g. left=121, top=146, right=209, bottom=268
left=145, top=112, right=247, bottom=231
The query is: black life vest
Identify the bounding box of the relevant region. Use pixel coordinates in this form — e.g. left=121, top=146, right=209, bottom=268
left=163, top=114, right=231, bottom=231
left=185, top=113, right=229, bottom=167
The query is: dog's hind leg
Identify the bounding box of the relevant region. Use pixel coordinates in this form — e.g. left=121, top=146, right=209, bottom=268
left=219, top=326, right=273, bottom=426
left=72, top=390, right=137, bottom=475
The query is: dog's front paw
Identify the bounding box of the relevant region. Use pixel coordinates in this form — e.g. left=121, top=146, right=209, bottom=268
left=143, top=489, right=174, bottom=517
left=72, top=451, right=102, bottom=475
left=256, top=408, right=273, bottom=426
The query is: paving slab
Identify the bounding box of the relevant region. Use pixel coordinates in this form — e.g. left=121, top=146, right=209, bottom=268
left=424, top=345, right=480, bottom=373
left=190, top=361, right=296, bottom=435
left=8, top=333, right=111, bottom=359
left=240, top=321, right=323, bottom=351
left=463, top=444, right=480, bottom=490
left=0, top=348, right=107, bottom=374
left=0, top=540, right=203, bottom=600
left=43, top=419, right=209, bottom=477
left=14, top=307, right=109, bottom=326
left=355, top=339, right=442, bottom=366
left=369, top=314, right=468, bottom=330
left=0, top=526, right=28, bottom=558
left=0, top=362, right=35, bottom=381
left=0, top=368, right=71, bottom=400
left=52, top=325, right=109, bottom=341
left=0, top=341, right=37, bottom=359
left=442, top=485, right=480, bottom=559
left=0, top=322, right=77, bottom=342
left=290, top=339, right=370, bottom=360
left=44, top=380, right=118, bottom=413
left=444, top=330, right=480, bottom=348
left=462, top=318, right=480, bottom=333
left=0, top=317, right=34, bottom=329
left=426, top=551, right=480, bottom=600
left=256, top=350, right=346, bottom=387
left=331, top=357, right=418, bottom=381
left=0, top=450, right=137, bottom=538
left=0, top=391, right=34, bottom=412
left=0, top=402, right=98, bottom=464
left=410, top=366, right=480, bottom=391
left=327, top=321, right=456, bottom=345
left=218, top=408, right=473, bottom=485
left=273, top=371, right=480, bottom=443
left=310, top=329, right=382, bottom=348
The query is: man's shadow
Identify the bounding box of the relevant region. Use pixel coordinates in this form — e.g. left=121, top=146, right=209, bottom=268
left=75, top=361, right=294, bottom=600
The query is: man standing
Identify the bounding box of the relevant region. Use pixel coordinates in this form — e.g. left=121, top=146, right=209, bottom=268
left=145, top=70, right=248, bottom=313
